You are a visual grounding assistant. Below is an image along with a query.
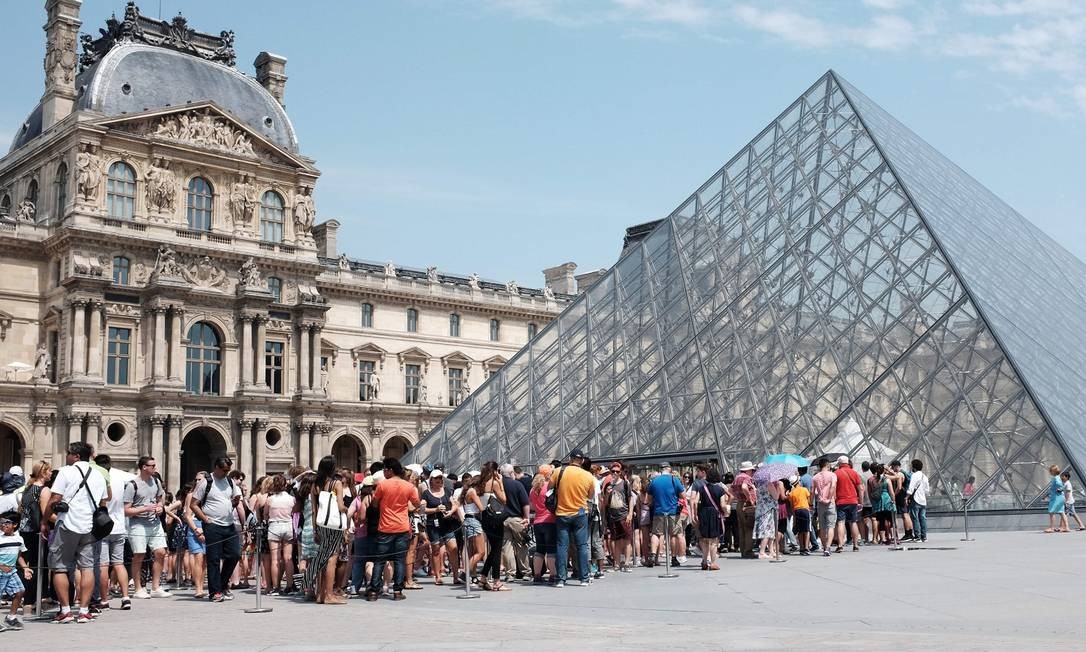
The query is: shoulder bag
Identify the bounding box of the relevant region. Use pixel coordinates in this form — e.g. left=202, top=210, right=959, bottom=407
left=316, top=481, right=347, bottom=530
left=544, top=467, right=565, bottom=514
left=74, top=466, right=114, bottom=541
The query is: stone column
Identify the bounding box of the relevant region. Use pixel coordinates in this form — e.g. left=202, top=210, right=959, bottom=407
left=86, top=414, right=101, bottom=454
left=254, top=317, right=268, bottom=388
left=50, top=416, right=63, bottom=466
left=66, top=413, right=82, bottom=446
left=30, top=414, right=48, bottom=470
left=311, top=325, right=322, bottom=394
left=170, top=306, right=185, bottom=381
left=296, top=421, right=310, bottom=469
left=254, top=419, right=268, bottom=477
left=70, top=299, right=87, bottom=376
left=238, top=419, right=253, bottom=481
left=239, top=316, right=253, bottom=387
left=153, top=308, right=167, bottom=380
left=167, top=416, right=181, bottom=491
left=318, top=423, right=332, bottom=462
left=86, top=300, right=103, bottom=379
left=150, top=417, right=164, bottom=470
left=298, top=323, right=310, bottom=392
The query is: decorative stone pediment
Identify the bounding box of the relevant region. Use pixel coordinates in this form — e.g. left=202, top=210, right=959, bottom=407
left=397, top=346, right=431, bottom=373
left=440, top=351, right=473, bottom=372
left=351, top=342, right=388, bottom=369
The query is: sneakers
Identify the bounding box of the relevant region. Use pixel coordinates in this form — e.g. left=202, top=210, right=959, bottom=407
left=149, top=588, right=173, bottom=598
left=391, top=591, right=406, bottom=601
left=671, top=556, right=681, bottom=567
left=210, top=593, right=225, bottom=603
left=76, top=612, right=94, bottom=624
left=676, top=555, right=688, bottom=564
left=52, top=611, right=74, bottom=624
left=4, top=616, right=23, bottom=631
left=553, top=580, right=566, bottom=588
left=133, top=588, right=151, bottom=599
left=592, top=571, right=605, bottom=579
left=222, top=591, right=235, bottom=601
left=120, top=598, right=131, bottom=610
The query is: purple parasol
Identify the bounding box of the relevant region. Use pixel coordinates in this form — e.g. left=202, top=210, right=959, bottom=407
left=753, top=462, right=797, bottom=484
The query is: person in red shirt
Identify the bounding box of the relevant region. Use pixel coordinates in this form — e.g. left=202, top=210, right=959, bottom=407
left=364, top=458, right=421, bottom=602
left=833, top=456, right=865, bottom=553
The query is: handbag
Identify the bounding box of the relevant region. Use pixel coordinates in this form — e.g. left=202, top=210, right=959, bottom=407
left=315, top=484, right=347, bottom=530
left=484, top=480, right=506, bottom=517
left=544, top=467, right=565, bottom=514
left=701, top=484, right=727, bottom=529
left=73, top=466, right=113, bottom=541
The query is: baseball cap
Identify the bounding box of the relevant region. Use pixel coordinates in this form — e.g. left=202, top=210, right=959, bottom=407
left=837, top=455, right=850, bottom=466
left=7, top=466, right=23, bottom=477
left=569, top=448, right=586, bottom=460
left=430, top=470, right=445, bottom=479
left=406, top=463, right=424, bottom=476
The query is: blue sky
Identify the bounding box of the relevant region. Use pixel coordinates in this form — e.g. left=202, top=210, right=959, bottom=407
left=4, top=0, right=1086, bottom=287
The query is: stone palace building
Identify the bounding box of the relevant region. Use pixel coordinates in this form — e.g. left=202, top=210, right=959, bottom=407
left=0, top=1, right=591, bottom=490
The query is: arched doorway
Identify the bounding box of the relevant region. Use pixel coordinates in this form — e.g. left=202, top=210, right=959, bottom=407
left=181, top=426, right=228, bottom=484
left=0, top=423, right=23, bottom=471
left=382, top=435, right=412, bottom=460
left=332, top=435, right=366, bottom=473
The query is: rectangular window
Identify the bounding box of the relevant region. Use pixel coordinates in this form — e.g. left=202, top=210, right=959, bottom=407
left=112, top=257, right=130, bottom=285
left=405, top=363, right=421, bottom=404
left=449, top=313, right=460, bottom=337
left=448, top=367, right=464, bottom=406
left=407, top=308, right=418, bottom=333
left=106, top=326, right=131, bottom=385
left=528, top=322, right=538, bottom=339
left=361, top=303, right=373, bottom=328
left=490, top=318, right=501, bottom=342
left=265, top=341, right=284, bottom=394
left=358, top=360, right=376, bottom=400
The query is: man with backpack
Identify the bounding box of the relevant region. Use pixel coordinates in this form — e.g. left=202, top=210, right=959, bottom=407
left=43, top=441, right=109, bottom=624
left=185, top=456, right=242, bottom=603
left=124, top=456, right=171, bottom=600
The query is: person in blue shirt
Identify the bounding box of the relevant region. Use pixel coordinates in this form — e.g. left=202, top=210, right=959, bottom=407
left=645, top=465, right=684, bottom=566
left=798, top=467, right=817, bottom=551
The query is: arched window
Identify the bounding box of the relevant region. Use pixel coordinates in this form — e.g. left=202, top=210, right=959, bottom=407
left=185, top=322, right=221, bottom=395
left=449, top=313, right=460, bottom=337
left=112, top=256, right=130, bottom=285
left=361, top=303, right=373, bottom=328
left=260, top=191, right=284, bottom=242
left=106, top=162, right=136, bottom=219
left=489, top=318, right=501, bottom=342
left=186, top=177, right=213, bottom=231
left=0, top=195, right=10, bottom=218
left=406, top=308, right=418, bottom=333
left=267, top=276, right=282, bottom=302
left=55, top=163, right=68, bottom=217
left=26, top=179, right=38, bottom=207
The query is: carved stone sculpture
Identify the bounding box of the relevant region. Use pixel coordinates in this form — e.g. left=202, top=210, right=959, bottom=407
left=467, top=273, right=480, bottom=290
left=152, top=111, right=255, bottom=156
left=34, top=343, right=52, bottom=381
left=543, top=286, right=555, bottom=300
left=426, top=266, right=439, bottom=283
left=371, top=374, right=381, bottom=400
left=384, top=261, right=396, bottom=278
left=419, top=382, right=428, bottom=405
left=238, top=257, right=263, bottom=288
left=45, top=33, right=78, bottom=87
left=337, top=254, right=350, bottom=270
left=505, top=280, right=519, bottom=295
left=145, top=159, right=177, bottom=212
left=76, top=145, right=103, bottom=202
left=229, top=175, right=256, bottom=231
left=14, top=200, right=36, bottom=222
left=181, top=255, right=227, bottom=288
left=292, top=186, right=315, bottom=236
left=151, top=244, right=183, bottom=280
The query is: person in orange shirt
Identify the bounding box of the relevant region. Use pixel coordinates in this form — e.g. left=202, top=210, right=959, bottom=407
left=364, top=458, right=421, bottom=602
left=552, top=449, right=596, bottom=587
left=788, top=474, right=812, bottom=555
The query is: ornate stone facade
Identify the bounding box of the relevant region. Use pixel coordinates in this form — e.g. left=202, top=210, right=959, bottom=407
left=0, top=2, right=575, bottom=489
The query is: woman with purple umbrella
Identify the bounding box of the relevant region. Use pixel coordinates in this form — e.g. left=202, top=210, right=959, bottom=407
left=753, top=463, right=798, bottom=561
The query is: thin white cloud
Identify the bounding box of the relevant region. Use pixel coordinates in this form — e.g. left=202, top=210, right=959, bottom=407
left=732, top=5, right=831, bottom=48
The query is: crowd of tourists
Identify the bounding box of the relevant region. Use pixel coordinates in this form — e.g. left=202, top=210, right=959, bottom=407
left=0, top=440, right=1079, bottom=631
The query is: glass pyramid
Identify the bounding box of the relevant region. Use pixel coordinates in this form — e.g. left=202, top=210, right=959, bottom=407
left=406, top=71, right=1081, bottom=512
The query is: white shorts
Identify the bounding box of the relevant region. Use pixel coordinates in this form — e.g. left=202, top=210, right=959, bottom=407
left=127, top=519, right=168, bottom=553
left=266, top=521, right=293, bottom=542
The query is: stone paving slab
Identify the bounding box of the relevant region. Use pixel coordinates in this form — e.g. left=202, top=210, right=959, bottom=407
left=10, top=530, right=1083, bottom=650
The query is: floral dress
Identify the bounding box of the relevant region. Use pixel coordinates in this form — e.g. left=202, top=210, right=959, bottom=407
left=300, top=495, right=317, bottom=559
left=754, top=480, right=776, bottom=540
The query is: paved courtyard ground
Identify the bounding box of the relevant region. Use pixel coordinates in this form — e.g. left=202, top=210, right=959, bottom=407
left=14, top=530, right=1082, bottom=650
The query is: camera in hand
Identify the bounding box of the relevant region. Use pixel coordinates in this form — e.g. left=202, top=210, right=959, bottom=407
left=53, top=501, right=70, bottom=513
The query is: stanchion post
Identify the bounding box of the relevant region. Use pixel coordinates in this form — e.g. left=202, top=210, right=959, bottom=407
left=457, top=528, right=479, bottom=599
left=245, top=525, right=272, bottom=614
left=32, top=532, right=48, bottom=620
left=960, top=491, right=974, bottom=542
left=658, top=514, right=678, bottom=578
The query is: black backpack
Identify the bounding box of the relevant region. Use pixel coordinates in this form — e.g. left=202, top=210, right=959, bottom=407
left=19, top=485, right=43, bottom=534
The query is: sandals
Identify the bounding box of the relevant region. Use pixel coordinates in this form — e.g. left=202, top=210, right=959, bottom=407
left=403, top=584, right=424, bottom=590
left=433, top=578, right=444, bottom=586
left=1043, top=528, right=1054, bottom=533
left=488, top=582, right=511, bottom=592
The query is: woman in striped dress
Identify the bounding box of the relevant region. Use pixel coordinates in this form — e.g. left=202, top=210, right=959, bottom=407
left=305, top=456, right=347, bottom=604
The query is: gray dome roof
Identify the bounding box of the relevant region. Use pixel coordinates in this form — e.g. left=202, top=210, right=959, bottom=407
left=10, top=43, right=297, bottom=153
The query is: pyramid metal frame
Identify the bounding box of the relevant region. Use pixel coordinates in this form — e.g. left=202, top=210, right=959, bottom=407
left=406, top=71, right=1082, bottom=513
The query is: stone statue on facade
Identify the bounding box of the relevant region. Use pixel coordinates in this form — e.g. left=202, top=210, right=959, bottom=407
left=419, top=382, right=428, bottom=405
left=371, top=373, right=381, bottom=400
left=76, top=145, right=102, bottom=202
left=505, top=280, right=519, bottom=295
left=426, top=266, right=439, bottom=283
left=238, top=257, right=262, bottom=288
left=34, top=343, right=52, bottom=381
left=543, top=286, right=555, bottom=300
left=45, top=33, right=77, bottom=87
left=14, top=200, right=36, bottom=222
left=229, top=175, right=256, bottom=231
left=292, top=186, right=316, bottom=236
left=337, top=253, right=350, bottom=271
left=145, top=159, right=177, bottom=212
left=467, top=273, right=480, bottom=290
left=151, top=244, right=183, bottom=279
left=181, top=255, right=227, bottom=288
left=384, top=261, right=396, bottom=278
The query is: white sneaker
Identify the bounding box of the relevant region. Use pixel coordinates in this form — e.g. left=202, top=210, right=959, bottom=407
left=133, top=588, right=151, bottom=599
left=676, top=555, right=688, bottom=564
left=149, top=588, right=172, bottom=598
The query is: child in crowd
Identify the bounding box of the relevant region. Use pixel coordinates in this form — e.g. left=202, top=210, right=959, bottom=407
left=0, top=513, right=32, bottom=631
left=789, top=476, right=812, bottom=556
left=1062, top=471, right=1086, bottom=531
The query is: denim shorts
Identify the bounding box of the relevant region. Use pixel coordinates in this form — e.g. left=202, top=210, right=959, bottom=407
left=463, top=516, right=483, bottom=538
left=1067, top=502, right=1078, bottom=517
left=185, top=518, right=206, bottom=554
left=836, top=504, right=860, bottom=524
